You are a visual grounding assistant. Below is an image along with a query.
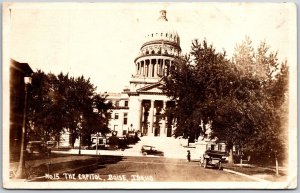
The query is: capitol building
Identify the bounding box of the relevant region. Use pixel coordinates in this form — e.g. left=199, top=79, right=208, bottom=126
left=107, top=10, right=181, bottom=138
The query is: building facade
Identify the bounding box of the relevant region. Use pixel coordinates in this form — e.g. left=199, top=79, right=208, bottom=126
left=107, top=10, right=180, bottom=137
left=10, top=59, right=33, bottom=155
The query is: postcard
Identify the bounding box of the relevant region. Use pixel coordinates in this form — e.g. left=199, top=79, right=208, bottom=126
left=2, top=2, right=297, bottom=189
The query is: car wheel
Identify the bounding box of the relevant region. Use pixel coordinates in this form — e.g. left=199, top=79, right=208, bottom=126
left=143, top=152, right=147, bottom=156
left=203, top=159, right=208, bottom=168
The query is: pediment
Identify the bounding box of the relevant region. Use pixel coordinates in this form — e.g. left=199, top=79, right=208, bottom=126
left=137, top=82, right=164, bottom=93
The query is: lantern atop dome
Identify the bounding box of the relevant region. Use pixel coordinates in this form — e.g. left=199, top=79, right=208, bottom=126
left=158, top=10, right=168, bottom=21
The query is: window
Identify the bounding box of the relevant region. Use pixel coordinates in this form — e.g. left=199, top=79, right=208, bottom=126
left=114, top=113, right=119, bottom=120
left=114, top=125, right=118, bottom=131
left=218, top=144, right=222, bottom=151
left=123, top=113, right=128, bottom=125
left=124, top=101, right=128, bottom=107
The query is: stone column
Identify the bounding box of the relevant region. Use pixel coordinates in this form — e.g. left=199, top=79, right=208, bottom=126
left=146, top=60, right=149, bottom=77
left=140, top=101, right=144, bottom=134
left=162, top=101, right=167, bottom=135
left=142, top=60, right=145, bottom=76
left=138, top=99, right=142, bottom=132
left=145, top=60, right=147, bottom=76
left=154, top=59, right=160, bottom=77
left=153, top=105, right=157, bottom=135
left=159, top=101, right=164, bottom=137
left=141, top=61, right=144, bottom=76
left=165, top=60, right=169, bottom=76
left=149, top=60, right=151, bottom=77
left=155, top=60, right=158, bottom=77
left=160, top=61, right=163, bottom=76
left=162, top=59, right=165, bottom=76
left=149, top=100, right=155, bottom=136
left=151, top=61, right=154, bottom=77
left=149, top=63, right=153, bottom=77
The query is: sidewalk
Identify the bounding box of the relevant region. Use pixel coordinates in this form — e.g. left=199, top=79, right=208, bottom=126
left=223, top=163, right=287, bottom=182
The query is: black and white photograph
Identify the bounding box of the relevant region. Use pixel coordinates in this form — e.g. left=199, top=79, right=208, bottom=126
left=2, top=2, right=297, bottom=189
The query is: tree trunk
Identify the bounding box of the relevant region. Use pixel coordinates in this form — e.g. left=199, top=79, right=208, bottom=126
left=228, top=148, right=234, bottom=164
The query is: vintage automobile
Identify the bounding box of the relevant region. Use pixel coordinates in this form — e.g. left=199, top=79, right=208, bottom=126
left=200, top=150, right=228, bottom=170
left=140, top=145, right=164, bottom=156
left=26, top=141, right=51, bottom=155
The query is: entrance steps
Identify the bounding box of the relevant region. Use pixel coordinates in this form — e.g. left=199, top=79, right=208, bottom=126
left=124, top=136, right=190, bottom=159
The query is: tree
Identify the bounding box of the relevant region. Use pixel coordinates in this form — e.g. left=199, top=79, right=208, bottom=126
left=233, top=38, right=289, bottom=172
left=162, top=38, right=289, bottom=169
left=28, top=71, right=62, bottom=141
left=27, top=71, right=112, bottom=153
left=162, top=39, right=233, bottom=142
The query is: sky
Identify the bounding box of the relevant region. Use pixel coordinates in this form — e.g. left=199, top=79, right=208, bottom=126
left=6, top=2, right=296, bottom=93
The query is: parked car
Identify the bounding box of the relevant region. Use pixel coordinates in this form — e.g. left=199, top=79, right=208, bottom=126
left=200, top=150, right=228, bottom=170
left=26, top=141, right=51, bottom=155
left=46, top=141, right=58, bottom=149
left=140, top=145, right=164, bottom=156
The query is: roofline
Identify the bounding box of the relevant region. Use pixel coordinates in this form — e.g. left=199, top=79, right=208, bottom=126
left=141, top=40, right=181, bottom=51
left=134, top=54, right=181, bottom=63
left=10, top=59, right=34, bottom=75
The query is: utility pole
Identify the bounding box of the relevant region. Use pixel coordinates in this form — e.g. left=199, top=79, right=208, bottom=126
left=15, top=76, right=32, bottom=179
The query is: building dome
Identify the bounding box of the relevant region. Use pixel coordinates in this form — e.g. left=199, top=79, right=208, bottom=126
left=137, top=10, right=181, bottom=59
left=132, top=10, right=182, bottom=80
left=143, top=10, right=180, bottom=46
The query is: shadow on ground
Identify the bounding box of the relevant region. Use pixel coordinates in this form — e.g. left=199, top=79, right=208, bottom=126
left=11, top=154, right=124, bottom=181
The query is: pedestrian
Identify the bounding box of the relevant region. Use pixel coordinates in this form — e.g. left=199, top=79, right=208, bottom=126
left=187, top=150, right=191, bottom=162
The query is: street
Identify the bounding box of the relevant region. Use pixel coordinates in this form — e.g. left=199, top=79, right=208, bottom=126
left=22, top=154, right=254, bottom=182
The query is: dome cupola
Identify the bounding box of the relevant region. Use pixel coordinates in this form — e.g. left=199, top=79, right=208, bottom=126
left=143, top=10, right=180, bottom=47
left=132, top=10, right=181, bottom=80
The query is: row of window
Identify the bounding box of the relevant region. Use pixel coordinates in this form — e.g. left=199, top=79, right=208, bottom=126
left=114, top=100, right=128, bottom=107
left=149, top=32, right=177, bottom=40
left=112, top=128, right=129, bottom=136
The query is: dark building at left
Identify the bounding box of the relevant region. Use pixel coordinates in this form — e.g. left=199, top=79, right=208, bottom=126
left=10, top=59, right=33, bottom=159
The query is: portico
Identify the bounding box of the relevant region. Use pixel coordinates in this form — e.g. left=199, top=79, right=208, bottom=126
left=107, top=10, right=180, bottom=138
left=138, top=99, right=174, bottom=137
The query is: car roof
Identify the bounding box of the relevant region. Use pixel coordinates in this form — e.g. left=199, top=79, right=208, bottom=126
left=142, top=145, right=155, bottom=147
